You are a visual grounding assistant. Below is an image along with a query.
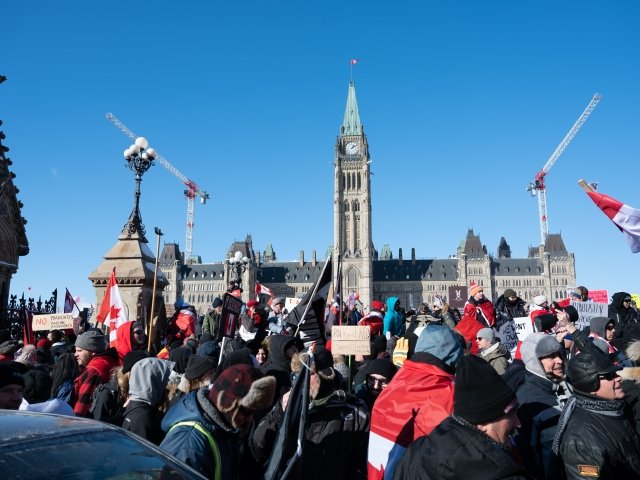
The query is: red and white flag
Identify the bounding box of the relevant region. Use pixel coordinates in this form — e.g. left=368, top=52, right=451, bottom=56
left=96, top=268, right=128, bottom=342
left=255, top=282, right=274, bottom=300
left=64, top=288, right=77, bottom=313
left=586, top=190, right=640, bottom=253
left=350, top=58, right=359, bottom=65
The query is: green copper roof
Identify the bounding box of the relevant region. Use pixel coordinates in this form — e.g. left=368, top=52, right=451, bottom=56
left=341, top=81, right=362, bottom=136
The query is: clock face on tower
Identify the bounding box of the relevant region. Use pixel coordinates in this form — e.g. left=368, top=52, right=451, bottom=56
left=345, top=142, right=359, bottom=155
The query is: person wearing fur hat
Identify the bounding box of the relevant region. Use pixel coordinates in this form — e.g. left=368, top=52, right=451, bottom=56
left=252, top=347, right=370, bottom=479
left=494, top=288, right=527, bottom=330
left=71, top=329, right=119, bottom=417
left=394, top=355, right=526, bottom=479
left=476, top=328, right=511, bottom=375
left=463, top=282, right=496, bottom=328
left=553, top=351, right=640, bottom=479
left=368, top=324, right=463, bottom=480
left=514, top=333, right=571, bottom=479
left=161, top=364, right=275, bottom=480
left=0, top=363, right=25, bottom=409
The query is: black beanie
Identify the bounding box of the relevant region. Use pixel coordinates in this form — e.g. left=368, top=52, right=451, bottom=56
left=122, top=350, right=149, bottom=374
left=366, top=358, right=397, bottom=381
left=454, top=355, right=516, bottom=424
left=185, top=355, right=217, bottom=381
left=0, top=363, right=25, bottom=389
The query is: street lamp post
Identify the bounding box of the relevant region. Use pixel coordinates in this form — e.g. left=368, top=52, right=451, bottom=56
left=148, top=226, right=163, bottom=352
left=122, top=137, right=156, bottom=242
left=228, top=251, right=250, bottom=292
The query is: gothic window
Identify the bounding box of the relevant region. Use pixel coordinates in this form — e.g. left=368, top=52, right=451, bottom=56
left=357, top=173, right=361, bottom=190
left=345, top=201, right=349, bottom=212
left=347, top=173, right=351, bottom=190
left=347, top=267, right=359, bottom=292
left=354, top=200, right=360, bottom=212
left=351, top=172, right=356, bottom=190
left=354, top=215, right=360, bottom=248
left=344, top=214, right=350, bottom=250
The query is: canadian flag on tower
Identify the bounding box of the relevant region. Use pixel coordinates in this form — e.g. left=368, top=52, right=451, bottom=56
left=350, top=58, right=359, bottom=65
left=97, top=268, right=128, bottom=342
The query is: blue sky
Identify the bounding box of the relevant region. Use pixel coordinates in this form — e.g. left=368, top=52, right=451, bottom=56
left=3, top=1, right=639, bottom=309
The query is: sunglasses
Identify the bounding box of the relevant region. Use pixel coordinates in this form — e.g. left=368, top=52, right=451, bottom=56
left=599, top=372, right=619, bottom=381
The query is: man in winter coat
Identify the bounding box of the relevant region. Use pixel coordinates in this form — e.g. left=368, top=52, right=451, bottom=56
left=383, top=297, right=405, bottom=337
left=515, top=333, right=571, bottom=479
left=368, top=324, right=463, bottom=479
left=202, top=297, right=223, bottom=340
left=476, top=328, right=510, bottom=375
left=494, top=288, right=527, bottom=329
left=354, top=357, right=397, bottom=411
left=0, top=363, right=24, bottom=410
left=121, top=357, right=175, bottom=445
left=71, top=330, right=119, bottom=417
left=161, top=364, right=275, bottom=480
left=553, top=351, right=640, bottom=479
left=463, top=283, right=496, bottom=328
left=252, top=348, right=370, bottom=480
left=394, top=355, right=527, bottom=480
left=260, top=334, right=298, bottom=405
left=608, top=291, right=638, bottom=350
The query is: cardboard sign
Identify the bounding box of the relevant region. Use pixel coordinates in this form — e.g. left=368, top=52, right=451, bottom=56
left=588, top=290, right=609, bottom=304
left=498, top=320, right=519, bottom=355
left=284, top=297, right=301, bottom=315
left=513, top=317, right=534, bottom=343
left=330, top=325, right=370, bottom=355
left=448, top=286, right=468, bottom=310
left=221, top=293, right=243, bottom=338
left=32, top=313, right=75, bottom=331
left=571, top=301, right=608, bottom=331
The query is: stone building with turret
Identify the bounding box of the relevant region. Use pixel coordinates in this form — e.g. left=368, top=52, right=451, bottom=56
left=158, top=82, right=576, bottom=316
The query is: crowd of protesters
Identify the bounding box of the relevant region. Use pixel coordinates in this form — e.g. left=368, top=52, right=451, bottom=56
left=2, top=282, right=640, bottom=479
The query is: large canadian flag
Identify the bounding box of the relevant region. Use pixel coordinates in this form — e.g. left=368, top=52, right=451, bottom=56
left=255, top=282, right=274, bottom=300
left=587, top=191, right=640, bottom=253
left=97, top=268, right=128, bottom=342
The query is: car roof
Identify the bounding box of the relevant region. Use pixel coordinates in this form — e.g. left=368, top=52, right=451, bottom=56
left=0, top=410, right=119, bottom=444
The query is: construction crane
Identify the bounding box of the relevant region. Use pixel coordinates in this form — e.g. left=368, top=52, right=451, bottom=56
left=106, top=113, right=210, bottom=259
left=527, top=93, right=601, bottom=245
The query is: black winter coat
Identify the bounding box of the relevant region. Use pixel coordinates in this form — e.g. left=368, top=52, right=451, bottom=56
left=608, top=292, right=638, bottom=350
left=393, top=416, right=529, bottom=480
left=121, top=400, right=165, bottom=445
left=558, top=394, right=640, bottom=480
left=494, top=295, right=528, bottom=330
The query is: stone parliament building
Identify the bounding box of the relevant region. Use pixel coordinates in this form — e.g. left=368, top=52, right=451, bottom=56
left=157, top=81, right=576, bottom=317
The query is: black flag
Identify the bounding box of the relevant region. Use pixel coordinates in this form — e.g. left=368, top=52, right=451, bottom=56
left=263, top=353, right=311, bottom=480
left=286, top=256, right=332, bottom=346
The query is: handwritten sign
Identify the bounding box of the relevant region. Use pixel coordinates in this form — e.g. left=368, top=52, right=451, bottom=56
left=588, top=290, right=609, bottom=304
left=221, top=293, right=243, bottom=338
left=32, top=313, right=75, bottom=331
left=513, top=317, right=534, bottom=343
left=284, top=297, right=301, bottom=315
left=571, top=301, right=607, bottom=331
left=498, top=320, right=519, bottom=355
left=331, top=325, right=370, bottom=355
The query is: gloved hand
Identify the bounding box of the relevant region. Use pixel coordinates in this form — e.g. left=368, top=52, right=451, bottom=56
left=393, top=337, right=409, bottom=367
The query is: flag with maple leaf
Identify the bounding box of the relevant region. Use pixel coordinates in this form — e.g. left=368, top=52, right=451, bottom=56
left=96, top=267, right=128, bottom=342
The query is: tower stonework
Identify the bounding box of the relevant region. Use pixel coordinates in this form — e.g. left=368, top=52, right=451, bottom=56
left=333, top=81, right=373, bottom=307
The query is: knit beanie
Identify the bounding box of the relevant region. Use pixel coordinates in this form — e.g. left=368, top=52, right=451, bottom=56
left=469, top=283, right=482, bottom=296
left=504, top=289, right=517, bottom=299
left=74, top=330, right=107, bottom=353
left=197, top=341, right=221, bottom=360
left=122, top=350, right=149, bottom=374
left=366, top=358, right=397, bottom=381
left=0, top=363, right=25, bottom=389
left=535, top=335, right=563, bottom=359
left=209, top=364, right=275, bottom=428
left=454, top=355, right=517, bottom=424
left=185, top=355, right=217, bottom=381
left=476, top=328, right=495, bottom=343
left=533, top=295, right=547, bottom=307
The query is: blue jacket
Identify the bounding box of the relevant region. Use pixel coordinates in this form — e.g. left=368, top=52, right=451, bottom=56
left=160, top=389, right=241, bottom=480
left=383, top=297, right=405, bottom=337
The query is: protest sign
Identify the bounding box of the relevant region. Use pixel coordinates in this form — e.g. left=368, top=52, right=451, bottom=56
left=588, top=290, right=609, bottom=304
left=331, top=325, right=370, bottom=355
left=570, top=301, right=607, bottom=331
left=32, top=313, right=75, bottom=331
left=284, top=297, right=301, bottom=314
left=498, top=320, right=519, bottom=355
left=513, top=317, right=534, bottom=343
left=221, top=293, right=243, bottom=338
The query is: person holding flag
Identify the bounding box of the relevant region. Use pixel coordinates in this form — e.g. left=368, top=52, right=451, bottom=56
left=96, top=268, right=128, bottom=343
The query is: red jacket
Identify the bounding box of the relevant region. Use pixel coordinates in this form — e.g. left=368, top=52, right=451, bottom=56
left=368, top=360, right=455, bottom=479
left=358, top=311, right=384, bottom=336
left=455, top=314, right=485, bottom=355
left=72, top=348, right=119, bottom=417
left=463, top=297, right=496, bottom=328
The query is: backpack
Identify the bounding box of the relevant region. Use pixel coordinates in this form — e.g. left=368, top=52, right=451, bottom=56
left=89, top=381, right=124, bottom=426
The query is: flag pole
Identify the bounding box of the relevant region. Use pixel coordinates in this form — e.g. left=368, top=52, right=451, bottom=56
left=148, top=227, right=163, bottom=352
left=578, top=179, right=596, bottom=193
left=294, top=254, right=331, bottom=338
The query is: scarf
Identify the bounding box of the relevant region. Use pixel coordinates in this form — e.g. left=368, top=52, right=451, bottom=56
left=551, top=393, right=624, bottom=455
left=452, top=414, right=512, bottom=454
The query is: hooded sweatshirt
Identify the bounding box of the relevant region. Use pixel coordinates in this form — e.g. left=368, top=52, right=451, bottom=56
left=383, top=297, right=405, bottom=337
left=122, top=357, right=175, bottom=444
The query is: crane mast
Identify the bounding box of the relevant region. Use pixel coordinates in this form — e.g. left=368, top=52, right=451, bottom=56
left=527, top=93, right=601, bottom=245
left=106, top=113, right=210, bottom=259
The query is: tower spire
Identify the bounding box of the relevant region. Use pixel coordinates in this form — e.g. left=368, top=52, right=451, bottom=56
left=341, top=81, right=362, bottom=136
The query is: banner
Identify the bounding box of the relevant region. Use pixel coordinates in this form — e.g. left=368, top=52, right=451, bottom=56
left=32, top=313, right=75, bottom=331
left=570, top=301, right=608, bottom=331
left=448, top=286, right=468, bottom=310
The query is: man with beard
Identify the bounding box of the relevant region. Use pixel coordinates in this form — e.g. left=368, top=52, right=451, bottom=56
left=515, top=333, right=571, bottom=479
left=494, top=288, right=527, bottom=329
left=160, top=364, right=275, bottom=479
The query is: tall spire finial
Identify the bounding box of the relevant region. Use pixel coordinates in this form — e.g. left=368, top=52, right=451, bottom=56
left=341, top=80, right=362, bottom=136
